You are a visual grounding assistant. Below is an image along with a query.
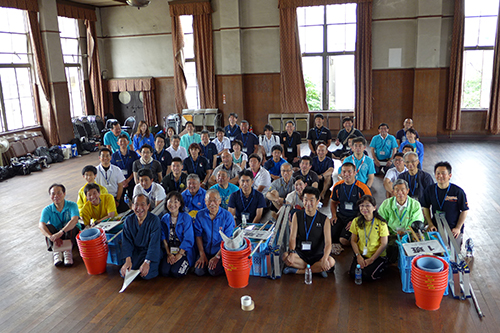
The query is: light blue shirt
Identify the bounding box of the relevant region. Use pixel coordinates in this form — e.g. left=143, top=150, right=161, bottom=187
left=210, top=183, right=239, bottom=209
left=103, top=130, right=132, bottom=153
left=40, top=200, right=79, bottom=230
left=180, top=133, right=201, bottom=152
left=370, top=134, right=398, bottom=161
left=343, top=154, right=375, bottom=184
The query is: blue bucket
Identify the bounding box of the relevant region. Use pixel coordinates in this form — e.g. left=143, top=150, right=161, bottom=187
left=416, top=256, right=444, bottom=273
left=79, top=228, right=102, bottom=241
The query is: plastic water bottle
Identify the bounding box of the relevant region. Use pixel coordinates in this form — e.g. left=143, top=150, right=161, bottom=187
left=305, top=264, right=312, bottom=285
left=124, top=193, right=129, bottom=206
left=355, top=264, right=362, bottom=285
left=465, top=238, right=474, bottom=258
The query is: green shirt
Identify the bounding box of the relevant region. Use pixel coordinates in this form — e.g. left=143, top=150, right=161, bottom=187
left=180, top=133, right=201, bottom=152
left=378, top=196, right=424, bottom=234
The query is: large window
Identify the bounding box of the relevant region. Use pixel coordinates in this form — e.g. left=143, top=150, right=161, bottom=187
left=0, top=7, right=37, bottom=132
left=58, top=16, right=85, bottom=118
left=180, top=15, right=200, bottom=109
left=462, top=0, right=500, bottom=109
left=297, top=4, right=356, bottom=112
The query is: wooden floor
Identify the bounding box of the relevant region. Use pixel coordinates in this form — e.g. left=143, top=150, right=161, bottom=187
left=1, top=142, right=499, bottom=333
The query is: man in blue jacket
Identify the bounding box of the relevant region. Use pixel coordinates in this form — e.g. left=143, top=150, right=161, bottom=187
left=194, top=189, right=235, bottom=276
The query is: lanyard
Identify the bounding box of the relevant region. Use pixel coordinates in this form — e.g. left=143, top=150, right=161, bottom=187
left=172, top=174, right=181, bottom=191
left=315, top=127, right=322, bottom=141
left=317, top=158, right=326, bottom=174
left=228, top=125, right=238, bottom=136
left=409, top=173, right=418, bottom=196
left=241, top=133, right=249, bottom=147
left=201, top=144, right=209, bottom=157
left=435, top=184, right=451, bottom=211
left=287, top=133, right=294, bottom=147
left=240, top=189, right=254, bottom=213
left=354, top=155, right=366, bottom=173
left=304, top=211, right=318, bottom=241
left=394, top=207, right=407, bottom=225
left=343, top=182, right=355, bottom=201
left=363, top=218, right=375, bottom=249
left=190, top=157, right=198, bottom=174
left=155, top=149, right=165, bottom=162
left=264, top=137, right=273, bottom=154
left=99, top=167, right=111, bottom=185
left=117, top=150, right=127, bottom=170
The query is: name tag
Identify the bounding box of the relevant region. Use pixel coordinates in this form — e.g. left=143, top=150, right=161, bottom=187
left=363, top=247, right=368, bottom=256
left=301, top=241, right=312, bottom=251
left=242, top=147, right=247, bottom=153
left=230, top=136, right=235, bottom=141
left=121, top=169, right=127, bottom=175
left=380, top=151, right=386, bottom=156
left=287, top=148, right=293, bottom=153
left=345, top=202, right=354, bottom=210
left=315, top=140, right=320, bottom=145
left=171, top=247, right=180, bottom=255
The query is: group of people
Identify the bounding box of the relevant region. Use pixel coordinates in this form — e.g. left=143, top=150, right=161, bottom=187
left=39, top=114, right=468, bottom=283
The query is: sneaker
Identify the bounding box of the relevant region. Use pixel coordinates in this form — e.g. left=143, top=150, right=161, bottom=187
left=283, top=266, right=298, bottom=275
left=320, top=271, right=328, bottom=278
left=53, top=252, right=63, bottom=267
left=63, top=250, right=73, bottom=266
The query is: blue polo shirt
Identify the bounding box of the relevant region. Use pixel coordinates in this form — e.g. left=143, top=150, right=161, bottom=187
left=111, top=149, right=139, bottom=178
left=40, top=200, right=80, bottom=230
left=228, top=189, right=267, bottom=224
left=183, top=155, right=211, bottom=181
left=103, top=130, right=132, bottom=153
left=182, top=187, right=207, bottom=213
left=264, top=157, right=287, bottom=177
left=194, top=207, right=235, bottom=256
left=369, top=134, right=398, bottom=161
left=153, top=148, right=173, bottom=177
left=225, top=124, right=241, bottom=141
left=210, top=183, right=239, bottom=209
left=235, top=132, right=259, bottom=155
left=343, top=154, right=375, bottom=185
left=200, top=142, right=218, bottom=167
left=312, top=156, right=334, bottom=175
left=133, top=133, right=155, bottom=152
left=422, top=183, right=469, bottom=231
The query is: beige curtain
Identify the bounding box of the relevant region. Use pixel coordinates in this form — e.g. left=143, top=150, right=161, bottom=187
left=279, top=6, right=308, bottom=114
left=27, top=11, right=60, bottom=145
left=193, top=12, right=216, bottom=109
left=446, top=0, right=465, bottom=131
left=355, top=1, right=373, bottom=131
left=84, top=20, right=105, bottom=119
left=0, top=0, right=38, bottom=11
left=486, top=3, right=500, bottom=134
left=170, top=14, right=188, bottom=113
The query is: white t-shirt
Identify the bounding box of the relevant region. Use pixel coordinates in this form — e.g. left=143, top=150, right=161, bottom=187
left=259, top=135, right=281, bottom=158
left=133, top=182, right=166, bottom=208
left=286, top=190, right=304, bottom=210
left=95, top=164, right=126, bottom=197
left=384, top=167, right=407, bottom=184
left=212, top=137, right=231, bottom=153
left=167, top=145, right=188, bottom=161
left=252, top=167, right=272, bottom=195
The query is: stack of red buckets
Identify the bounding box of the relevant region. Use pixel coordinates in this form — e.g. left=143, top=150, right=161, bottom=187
left=221, top=238, right=253, bottom=288
left=411, top=254, right=449, bottom=310
left=76, top=227, right=109, bottom=275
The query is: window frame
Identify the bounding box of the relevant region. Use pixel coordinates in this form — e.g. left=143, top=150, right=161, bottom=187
left=180, top=15, right=200, bottom=110
left=298, top=4, right=356, bottom=112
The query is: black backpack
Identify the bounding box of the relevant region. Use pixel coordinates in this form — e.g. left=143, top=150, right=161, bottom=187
left=48, top=146, right=64, bottom=163
left=34, top=146, right=53, bottom=164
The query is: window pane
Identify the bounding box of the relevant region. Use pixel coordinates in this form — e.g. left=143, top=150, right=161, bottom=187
left=58, top=17, right=79, bottom=38
left=20, top=97, right=36, bottom=127
left=65, top=66, right=84, bottom=117
left=16, top=68, right=32, bottom=99
left=462, top=50, right=494, bottom=109
left=0, top=8, right=26, bottom=33
left=302, top=56, right=323, bottom=111
left=327, top=24, right=355, bottom=52
left=304, top=6, right=324, bottom=26
left=0, top=68, right=18, bottom=99
left=180, top=15, right=193, bottom=34
left=184, top=33, right=195, bottom=59
left=465, top=0, right=500, bottom=17
left=327, top=3, right=356, bottom=24
left=299, top=26, right=323, bottom=53
left=478, top=16, right=497, bottom=46
left=464, top=17, right=480, bottom=47
left=328, top=55, right=354, bottom=110
left=184, top=61, right=199, bottom=109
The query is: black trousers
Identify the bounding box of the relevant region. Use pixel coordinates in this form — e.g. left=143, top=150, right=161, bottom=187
left=331, top=213, right=354, bottom=243
left=349, top=255, right=388, bottom=281
left=160, top=255, right=190, bottom=278
left=45, top=224, right=79, bottom=251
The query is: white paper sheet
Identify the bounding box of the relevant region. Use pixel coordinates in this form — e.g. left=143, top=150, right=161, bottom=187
left=53, top=239, right=72, bottom=252
left=119, top=269, right=140, bottom=293
left=98, top=221, right=122, bottom=232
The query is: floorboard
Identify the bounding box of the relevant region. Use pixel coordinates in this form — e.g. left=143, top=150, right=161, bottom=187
left=0, top=142, right=499, bottom=332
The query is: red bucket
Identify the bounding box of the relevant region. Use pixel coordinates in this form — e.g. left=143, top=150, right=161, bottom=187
left=411, top=255, right=449, bottom=310
left=82, top=253, right=108, bottom=275
left=221, top=238, right=253, bottom=288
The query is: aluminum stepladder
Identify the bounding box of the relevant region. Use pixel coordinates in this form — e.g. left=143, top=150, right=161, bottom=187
left=435, top=212, right=484, bottom=318
left=267, top=204, right=291, bottom=279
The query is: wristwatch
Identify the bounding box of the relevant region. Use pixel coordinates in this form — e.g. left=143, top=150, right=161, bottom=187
left=288, top=249, right=296, bottom=254
left=144, top=259, right=151, bottom=264
left=215, top=254, right=221, bottom=259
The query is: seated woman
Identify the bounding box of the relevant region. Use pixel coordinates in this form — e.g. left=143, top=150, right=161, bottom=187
left=231, top=139, right=247, bottom=170
left=398, top=128, right=424, bottom=168
left=282, top=186, right=335, bottom=277
left=349, top=195, right=389, bottom=281
left=39, top=184, right=80, bottom=267
left=285, top=175, right=306, bottom=221
left=159, top=192, right=195, bottom=277
left=120, top=194, right=161, bottom=280
left=133, top=120, right=155, bottom=156
left=183, top=143, right=212, bottom=189
left=80, top=183, right=117, bottom=227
